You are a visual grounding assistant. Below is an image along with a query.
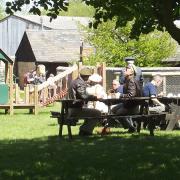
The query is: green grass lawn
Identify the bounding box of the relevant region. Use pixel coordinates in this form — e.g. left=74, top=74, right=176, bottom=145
left=0, top=103, right=180, bottom=180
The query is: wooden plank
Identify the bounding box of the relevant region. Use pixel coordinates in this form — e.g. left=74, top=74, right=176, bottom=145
left=34, top=85, right=38, bottom=115
left=9, top=64, right=14, bottom=115
left=166, top=112, right=177, bottom=130
left=0, top=104, right=35, bottom=109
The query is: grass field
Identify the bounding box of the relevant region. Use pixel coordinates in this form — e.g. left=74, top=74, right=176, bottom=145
left=0, top=103, right=180, bottom=180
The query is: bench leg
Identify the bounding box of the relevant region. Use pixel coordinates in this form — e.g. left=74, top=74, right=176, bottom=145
left=67, top=124, right=73, bottom=139
left=136, top=121, right=141, bottom=133
left=148, top=117, right=155, bottom=136
left=29, top=108, right=33, bottom=114
left=58, top=118, right=63, bottom=137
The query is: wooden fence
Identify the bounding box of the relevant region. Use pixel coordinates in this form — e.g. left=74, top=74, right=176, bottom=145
left=0, top=64, right=79, bottom=115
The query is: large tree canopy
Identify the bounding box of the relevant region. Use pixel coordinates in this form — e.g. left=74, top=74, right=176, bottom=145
left=5, top=0, right=180, bottom=44
left=83, top=19, right=176, bottom=67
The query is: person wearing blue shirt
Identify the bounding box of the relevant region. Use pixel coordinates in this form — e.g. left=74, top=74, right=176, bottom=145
left=143, top=74, right=165, bottom=113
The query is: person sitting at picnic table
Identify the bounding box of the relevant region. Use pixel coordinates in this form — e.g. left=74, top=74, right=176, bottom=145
left=86, top=73, right=108, bottom=113
left=108, top=79, right=124, bottom=98
left=111, top=64, right=142, bottom=133
left=143, top=74, right=165, bottom=113
left=68, top=67, right=102, bottom=136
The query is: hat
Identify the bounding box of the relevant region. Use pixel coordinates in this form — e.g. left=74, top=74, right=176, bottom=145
left=89, top=73, right=102, bottom=83
left=79, top=67, right=92, bottom=76
left=124, top=57, right=135, bottom=63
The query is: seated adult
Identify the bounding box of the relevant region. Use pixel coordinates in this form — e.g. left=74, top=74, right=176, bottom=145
left=68, top=67, right=101, bottom=136
left=86, top=73, right=108, bottom=114
left=108, top=79, right=123, bottom=97
left=111, top=64, right=142, bottom=132
left=143, top=74, right=165, bottom=113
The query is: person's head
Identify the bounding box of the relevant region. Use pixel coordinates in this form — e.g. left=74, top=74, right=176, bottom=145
left=79, top=67, right=92, bottom=81
left=152, top=74, right=163, bottom=87
left=124, top=64, right=136, bottom=78
left=124, top=57, right=135, bottom=65
left=112, top=79, right=120, bottom=90
left=88, top=73, right=102, bottom=85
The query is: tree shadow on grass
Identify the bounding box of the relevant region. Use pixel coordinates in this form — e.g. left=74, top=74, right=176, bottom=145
left=0, top=134, right=180, bottom=180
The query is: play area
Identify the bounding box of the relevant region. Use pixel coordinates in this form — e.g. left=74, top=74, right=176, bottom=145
left=0, top=49, right=78, bottom=115
left=0, top=49, right=106, bottom=115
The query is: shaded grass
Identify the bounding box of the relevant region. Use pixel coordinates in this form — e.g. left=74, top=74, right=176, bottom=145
left=0, top=103, right=180, bottom=179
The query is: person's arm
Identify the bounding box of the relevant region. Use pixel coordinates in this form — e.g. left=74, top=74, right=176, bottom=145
left=151, top=95, right=165, bottom=106
left=76, top=83, right=97, bottom=100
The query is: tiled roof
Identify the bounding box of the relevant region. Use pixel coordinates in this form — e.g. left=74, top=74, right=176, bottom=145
left=26, top=30, right=82, bottom=63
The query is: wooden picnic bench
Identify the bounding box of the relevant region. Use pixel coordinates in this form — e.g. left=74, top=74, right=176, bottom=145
left=51, top=97, right=179, bottom=139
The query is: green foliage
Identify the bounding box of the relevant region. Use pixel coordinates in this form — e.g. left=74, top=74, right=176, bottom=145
left=83, top=19, right=177, bottom=67
left=40, top=0, right=95, bottom=17
left=5, top=0, right=180, bottom=44
left=0, top=2, right=5, bottom=20
left=59, top=0, right=95, bottom=17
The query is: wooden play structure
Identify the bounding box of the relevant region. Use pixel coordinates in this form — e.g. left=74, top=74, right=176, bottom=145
left=0, top=49, right=14, bottom=114
left=0, top=49, right=106, bottom=115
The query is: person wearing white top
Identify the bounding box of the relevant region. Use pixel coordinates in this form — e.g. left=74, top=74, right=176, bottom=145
left=86, top=73, right=108, bottom=113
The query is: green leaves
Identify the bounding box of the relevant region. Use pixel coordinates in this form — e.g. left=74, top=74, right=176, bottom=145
left=83, top=19, right=176, bottom=67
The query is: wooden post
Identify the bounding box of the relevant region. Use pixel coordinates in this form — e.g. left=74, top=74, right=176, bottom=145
left=9, top=64, right=14, bottom=115
left=94, top=62, right=100, bottom=74
left=15, top=84, right=20, bottom=104
left=44, top=87, right=48, bottom=100
left=29, top=85, right=34, bottom=104
left=34, top=85, right=38, bottom=115
left=163, top=76, right=166, bottom=96
left=24, top=86, right=30, bottom=104
left=102, top=62, right=106, bottom=91
left=78, top=62, right=83, bottom=72
left=72, top=63, right=78, bottom=80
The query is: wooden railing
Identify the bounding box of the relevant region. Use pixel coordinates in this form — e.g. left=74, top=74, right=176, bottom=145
left=3, top=62, right=105, bottom=115
left=13, top=64, right=78, bottom=114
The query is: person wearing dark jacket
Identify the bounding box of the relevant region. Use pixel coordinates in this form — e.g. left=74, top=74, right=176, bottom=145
left=120, top=57, right=143, bottom=88
left=68, top=67, right=101, bottom=136
left=112, top=64, right=141, bottom=132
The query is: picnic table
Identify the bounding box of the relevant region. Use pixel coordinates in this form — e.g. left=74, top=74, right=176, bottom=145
left=51, top=96, right=179, bottom=139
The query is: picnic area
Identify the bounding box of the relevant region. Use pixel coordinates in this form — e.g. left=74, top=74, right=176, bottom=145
left=1, top=0, right=180, bottom=179
left=1, top=104, right=180, bottom=180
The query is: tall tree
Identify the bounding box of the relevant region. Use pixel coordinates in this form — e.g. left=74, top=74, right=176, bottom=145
left=83, top=19, right=176, bottom=67
left=41, top=0, right=95, bottom=17
left=5, top=0, right=180, bottom=44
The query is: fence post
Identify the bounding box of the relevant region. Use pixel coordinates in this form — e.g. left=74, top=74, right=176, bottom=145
left=102, top=62, right=106, bottom=91
left=72, top=63, right=78, bottom=80
left=163, top=76, right=166, bottom=96
left=24, top=86, right=30, bottom=104
left=9, top=64, right=14, bottom=115
left=78, top=62, right=83, bottom=71
left=15, top=84, right=20, bottom=104
left=34, top=85, right=38, bottom=115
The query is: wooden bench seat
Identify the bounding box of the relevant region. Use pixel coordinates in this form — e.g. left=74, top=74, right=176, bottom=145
left=51, top=111, right=78, bottom=139
left=51, top=110, right=168, bottom=138
left=102, top=113, right=167, bottom=136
